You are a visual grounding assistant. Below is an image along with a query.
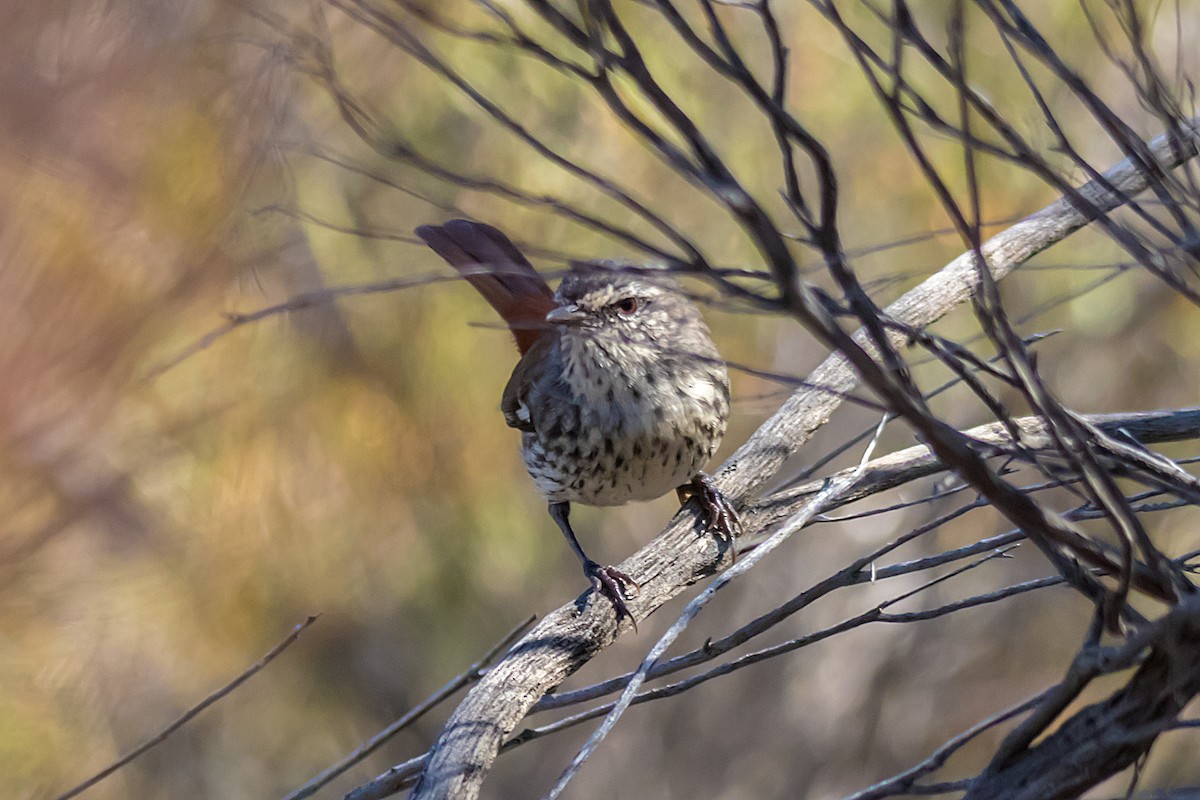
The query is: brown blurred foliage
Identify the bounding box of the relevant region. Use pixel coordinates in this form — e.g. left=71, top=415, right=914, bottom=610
left=2, top=2, right=1198, bottom=799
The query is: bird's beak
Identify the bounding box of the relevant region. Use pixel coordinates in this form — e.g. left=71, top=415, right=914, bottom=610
left=546, top=304, right=586, bottom=325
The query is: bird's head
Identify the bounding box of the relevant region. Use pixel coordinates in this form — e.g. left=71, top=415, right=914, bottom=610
left=548, top=261, right=709, bottom=351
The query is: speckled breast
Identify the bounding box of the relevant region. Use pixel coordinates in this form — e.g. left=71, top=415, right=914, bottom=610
left=520, top=377, right=728, bottom=506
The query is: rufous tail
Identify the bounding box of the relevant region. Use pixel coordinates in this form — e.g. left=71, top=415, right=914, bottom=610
left=416, top=220, right=555, bottom=355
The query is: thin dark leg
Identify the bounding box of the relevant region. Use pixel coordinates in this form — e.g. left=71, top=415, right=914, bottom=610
left=548, top=501, right=638, bottom=627
left=677, top=473, right=741, bottom=559
left=549, top=501, right=592, bottom=567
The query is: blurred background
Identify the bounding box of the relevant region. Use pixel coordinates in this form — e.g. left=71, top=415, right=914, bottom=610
left=3, top=2, right=1199, bottom=799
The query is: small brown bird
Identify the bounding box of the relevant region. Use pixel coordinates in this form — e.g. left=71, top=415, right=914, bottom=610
left=416, top=220, right=737, bottom=624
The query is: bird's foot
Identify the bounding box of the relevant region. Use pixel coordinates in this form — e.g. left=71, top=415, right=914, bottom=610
left=584, top=560, right=639, bottom=630
left=678, top=474, right=742, bottom=558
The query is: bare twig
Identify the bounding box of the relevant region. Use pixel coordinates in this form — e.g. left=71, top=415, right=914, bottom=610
left=55, top=616, right=319, bottom=800
left=284, top=615, right=534, bottom=800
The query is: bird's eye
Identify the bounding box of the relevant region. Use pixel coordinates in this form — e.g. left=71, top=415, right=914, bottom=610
left=614, top=297, right=640, bottom=315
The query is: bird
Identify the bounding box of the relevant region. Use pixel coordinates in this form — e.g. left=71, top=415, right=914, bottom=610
left=416, top=220, right=738, bottom=625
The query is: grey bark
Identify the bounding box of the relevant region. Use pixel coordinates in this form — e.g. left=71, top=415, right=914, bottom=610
left=368, top=123, right=1200, bottom=800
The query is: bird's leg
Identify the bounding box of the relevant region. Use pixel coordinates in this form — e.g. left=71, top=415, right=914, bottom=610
left=677, top=473, right=741, bottom=559
left=548, top=501, right=639, bottom=627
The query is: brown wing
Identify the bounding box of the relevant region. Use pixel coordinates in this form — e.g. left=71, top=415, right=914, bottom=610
left=415, top=220, right=556, bottom=355
left=500, top=336, right=549, bottom=432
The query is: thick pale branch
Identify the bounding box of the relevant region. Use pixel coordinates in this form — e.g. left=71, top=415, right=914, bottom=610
left=748, top=407, right=1200, bottom=532
left=350, top=407, right=1200, bottom=799
left=382, top=124, right=1200, bottom=800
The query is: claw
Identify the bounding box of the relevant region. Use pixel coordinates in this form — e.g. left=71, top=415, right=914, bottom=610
left=584, top=560, right=639, bottom=631
left=677, top=474, right=742, bottom=560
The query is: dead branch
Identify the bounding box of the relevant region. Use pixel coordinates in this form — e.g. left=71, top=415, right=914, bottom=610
left=380, top=116, right=1200, bottom=800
